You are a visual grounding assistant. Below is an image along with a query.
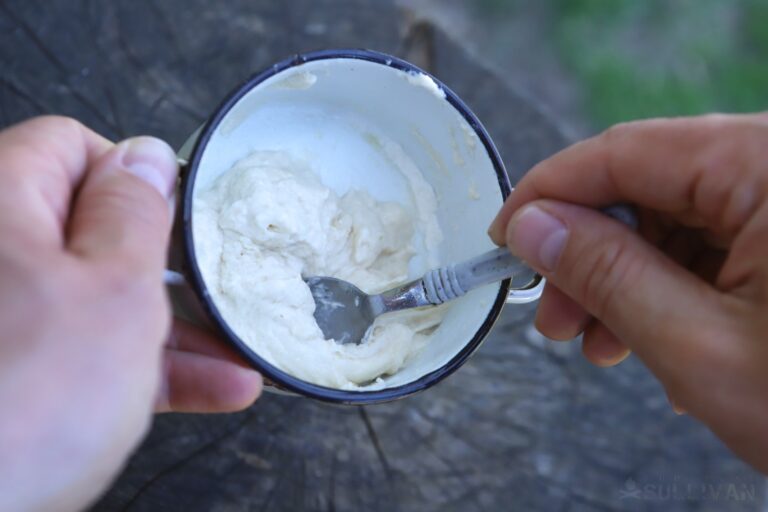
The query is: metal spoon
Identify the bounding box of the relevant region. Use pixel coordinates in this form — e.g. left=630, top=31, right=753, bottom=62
left=305, top=248, right=540, bottom=345
left=305, top=205, right=637, bottom=345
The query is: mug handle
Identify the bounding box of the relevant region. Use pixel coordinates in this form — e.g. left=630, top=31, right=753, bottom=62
left=507, top=275, right=546, bottom=304
left=166, top=155, right=192, bottom=290
left=164, top=154, right=214, bottom=326
left=164, top=269, right=187, bottom=286
left=165, top=154, right=192, bottom=290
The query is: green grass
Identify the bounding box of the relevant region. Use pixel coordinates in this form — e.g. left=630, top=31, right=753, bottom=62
left=743, top=0, right=768, bottom=53
left=578, top=58, right=715, bottom=126
left=556, top=0, right=768, bottom=128
left=477, top=0, right=768, bottom=129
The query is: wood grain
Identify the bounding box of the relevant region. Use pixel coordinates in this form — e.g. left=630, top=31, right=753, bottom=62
left=0, top=1, right=762, bottom=511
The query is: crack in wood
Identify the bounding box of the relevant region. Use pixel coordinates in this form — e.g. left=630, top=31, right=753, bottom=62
left=142, top=0, right=211, bottom=114
left=103, top=82, right=126, bottom=139
left=115, top=12, right=158, bottom=78
left=358, top=407, right=393, bottom=479
left=145, top=0, right=189, bottom=66
left=119, top=411, right=255, bottom=511
left=0, top=3, right=68, bottom=75
left=0, top=2, right=119, bottom=133
left=145, top=92, right=168, bottom=130
left=0, top=76, right=47, bottom=114
left=113, top=5, right=206, bottom=124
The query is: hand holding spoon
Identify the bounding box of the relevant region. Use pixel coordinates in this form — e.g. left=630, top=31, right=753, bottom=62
left=305, top=205, right=637, bottom=345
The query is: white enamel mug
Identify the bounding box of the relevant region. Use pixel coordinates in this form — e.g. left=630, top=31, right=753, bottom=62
left=167, top=49, right=544, bottom=404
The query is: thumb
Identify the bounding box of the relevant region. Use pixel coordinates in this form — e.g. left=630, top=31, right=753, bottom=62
left=506, top=200, right=725, bottom=372
left=68, top=136, right=178, bottom=271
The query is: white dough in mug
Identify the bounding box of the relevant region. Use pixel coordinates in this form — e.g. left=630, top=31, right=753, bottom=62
left=193, top=149, right=444, bottom=389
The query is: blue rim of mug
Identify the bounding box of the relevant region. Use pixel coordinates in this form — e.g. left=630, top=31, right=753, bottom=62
left=180, top=48, right=513, bottom=404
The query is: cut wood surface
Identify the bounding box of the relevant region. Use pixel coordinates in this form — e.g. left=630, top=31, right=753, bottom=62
left=0, top=1, right=762, bottom=511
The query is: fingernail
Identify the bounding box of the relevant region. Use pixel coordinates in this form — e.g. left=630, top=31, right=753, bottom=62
left=487, top=213, right=504, bottom=244
left=668, top=395, right=687, bottom=415
left=121, top=136, right=178, bottom=198
left=594, top=348, right=632, bottom=367
left=507, top=205, right=568, bottom=272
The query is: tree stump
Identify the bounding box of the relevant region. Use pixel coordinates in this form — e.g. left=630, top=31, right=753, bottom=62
left=0, top=1, right=762, bottom=511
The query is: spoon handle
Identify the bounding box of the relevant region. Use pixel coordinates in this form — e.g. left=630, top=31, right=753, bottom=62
left=421, top=204, right=638, bottom=305
left=422, top=248, right=532, bottom=304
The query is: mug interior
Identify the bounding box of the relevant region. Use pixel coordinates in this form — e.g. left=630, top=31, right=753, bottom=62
left=186, top=51, right=510, bottom=398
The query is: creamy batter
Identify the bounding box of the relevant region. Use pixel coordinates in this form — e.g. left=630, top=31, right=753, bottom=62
left=193, top=150, right=443, bottom=389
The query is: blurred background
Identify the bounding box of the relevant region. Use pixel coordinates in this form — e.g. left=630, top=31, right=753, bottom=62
left=1, top=1, right=767, bottom=511
left=406, top=0, right=768, bottom=137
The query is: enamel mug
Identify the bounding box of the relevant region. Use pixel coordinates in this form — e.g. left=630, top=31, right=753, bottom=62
left=166, top=49, right=544, bottom=404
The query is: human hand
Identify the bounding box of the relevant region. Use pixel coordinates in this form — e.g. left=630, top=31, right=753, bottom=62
left=488, top=113, right=768, bottom=473
left=0, top=117, right=262, bottom=512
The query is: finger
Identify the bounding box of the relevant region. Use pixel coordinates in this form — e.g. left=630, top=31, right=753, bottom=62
left=0, top=116, right=111, bottom=247
left=155, top=349, right=262, bottom=413
left=581, top=321, right=631, bottom=367
left=505, top=199, right=726, bottom=380
left=168, top=319, right=251, bottom=367
left=489, top=113, right=768, bottom=245
left=534, top=283, right=590, bottom=341
left=67, top=137, right=178, bottom=271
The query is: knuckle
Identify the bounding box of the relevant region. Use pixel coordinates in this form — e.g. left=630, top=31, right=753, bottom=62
left=90, top=181, right=170, bottom=235
left=30, top=115, right=86, bottom=136
left=573, top=237, right=644, bottom=320
left=113, top=179, right=168, bottom=220
left=689, top=117, right=768, bottom=233
left=695, top=142, right=731, bottom=175
left=75, top=177, right=171, bottom=266
left=696, top=112, right=733, bottom=132
left=602, top=121, right=634, bottom=146
left=692, top=113, right=747, bottom=145
left=600, top=121, right=646, bottom=176
left=603, top=118, right=666, bottom=143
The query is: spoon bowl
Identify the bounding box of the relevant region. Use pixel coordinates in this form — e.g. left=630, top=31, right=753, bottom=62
left=304, top=276, right=379, bottom=345
left=305, top=247, right=540, bottom=345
